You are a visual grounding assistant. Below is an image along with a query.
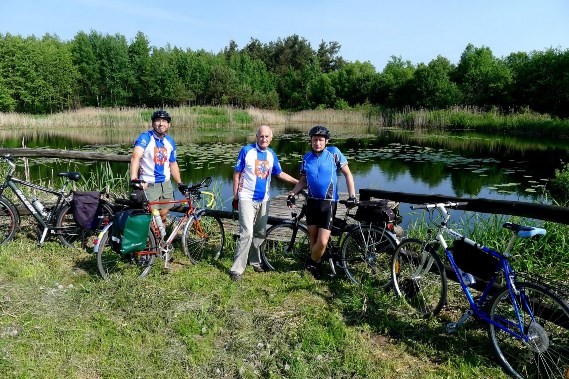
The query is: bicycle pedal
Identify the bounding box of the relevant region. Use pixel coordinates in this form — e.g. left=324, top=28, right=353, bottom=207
left=445, top=322, right=459, bottom=334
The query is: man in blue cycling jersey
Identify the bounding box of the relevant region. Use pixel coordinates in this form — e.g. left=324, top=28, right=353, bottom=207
left=130, top=109, right=183, bottom=223
left=287, top=125, right=356, bottom=279
left=229, top=125, right=298, bottom=282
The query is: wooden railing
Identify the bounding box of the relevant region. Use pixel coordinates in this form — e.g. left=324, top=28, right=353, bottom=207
left=359, top=189, right=569, bottom=225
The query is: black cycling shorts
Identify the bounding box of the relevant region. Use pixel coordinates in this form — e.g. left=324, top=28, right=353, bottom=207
left=305, top=198, right=337, bottom=230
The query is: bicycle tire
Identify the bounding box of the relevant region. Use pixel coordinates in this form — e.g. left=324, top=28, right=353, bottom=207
left=391, top=238, right=447, bottom=317
left=96, top=227, right=157, bottom=279
left=56, top=201, right=114, bottom=250
left=0, top=195, right=19, bottom=245
left=487, top=281, right=569, bottom=379
left=182, top=213, right=225, bottom=264
left=341, top=224, right=398, bottom=288
left=261, top=222, right=310, bottom=271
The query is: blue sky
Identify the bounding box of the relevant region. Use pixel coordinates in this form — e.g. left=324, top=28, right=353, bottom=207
left=1, top=0, right=568, bottom=70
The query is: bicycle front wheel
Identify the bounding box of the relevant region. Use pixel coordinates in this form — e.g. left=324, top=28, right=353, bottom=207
left=0, top=196, right=19, bottom=245
left=96, top=228, right=157, bottom=279
left=261, top=223, right=310, bottom=271
left=487, top=281, right=569, bottom=379
left=391, top=238, right=447, bottom=317
left=182, top=214, right=225, bottom=264
left=57, top=201, right=114, bottom=250
left=341, top=224, right=398, bottom=288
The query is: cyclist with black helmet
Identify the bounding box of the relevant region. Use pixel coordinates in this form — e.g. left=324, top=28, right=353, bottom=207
left=130, top=109, right=183, bottom=223
left=287, top=125, right=356, bottom=279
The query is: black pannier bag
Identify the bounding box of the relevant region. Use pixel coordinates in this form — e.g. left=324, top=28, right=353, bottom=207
left=450, top=239, right=500, bottom=281
left=354, top=199, right=396, bottom=224
left=72, top=191, right=102, bottom=230
left=110, top=209, right=152, bottom=255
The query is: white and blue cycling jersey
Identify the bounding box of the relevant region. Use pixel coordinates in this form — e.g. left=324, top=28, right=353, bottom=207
left=234, top=143, right=283, bottom=202
left=134, top=130, right=177, bottom=184
left=300, top=146, right=347, bottom=201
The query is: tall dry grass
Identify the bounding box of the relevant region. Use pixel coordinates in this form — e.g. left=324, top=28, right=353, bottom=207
left=1, top=106, right=566, bottom=136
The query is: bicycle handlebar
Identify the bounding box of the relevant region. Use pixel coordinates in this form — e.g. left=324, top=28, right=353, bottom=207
left=1, top=154, right=16, bottom=174
left=412, top=201, right=468, bottom=210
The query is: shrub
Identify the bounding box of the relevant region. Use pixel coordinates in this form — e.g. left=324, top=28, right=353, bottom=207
left=549, top=162, right=569, bottom=205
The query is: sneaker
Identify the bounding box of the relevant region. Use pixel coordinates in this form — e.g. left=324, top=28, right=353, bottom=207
left=229, top=271, right=242, bottom=282
left=252, top=265, right=265, bottom=273
left=304, top=258, right=322, bottom=280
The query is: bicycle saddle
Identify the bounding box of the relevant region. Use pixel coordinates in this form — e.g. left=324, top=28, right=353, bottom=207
left=503, top=222, right=546, bottom=238
left=58, top=172, right=81, bottom=182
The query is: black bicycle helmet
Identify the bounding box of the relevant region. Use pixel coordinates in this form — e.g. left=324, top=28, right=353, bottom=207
left=309, top=125, right=330, bottom=139
left=151, top=109, right=171, bottom=122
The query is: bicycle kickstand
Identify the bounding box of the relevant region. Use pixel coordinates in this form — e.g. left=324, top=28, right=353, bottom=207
left=445, top=310, right=474, bottom=333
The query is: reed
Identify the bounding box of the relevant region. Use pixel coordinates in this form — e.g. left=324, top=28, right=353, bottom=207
left=1, top=105, right=568, bottom=136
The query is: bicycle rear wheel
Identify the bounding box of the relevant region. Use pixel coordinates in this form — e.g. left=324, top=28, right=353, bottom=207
left=57, top=201, right=114, bottom=250
left=261, top=223, right=309, bottom=271
left=182, top=214, right=225, bottom=264
left=341, top=224, right=398, bottom=288
left=391, top=238, right=447, bottom=317
left=487, top=281, right=569, bottom=379
left=0, top=196, right=19, bottom=245
left=96, top=228, right=157, bottom=279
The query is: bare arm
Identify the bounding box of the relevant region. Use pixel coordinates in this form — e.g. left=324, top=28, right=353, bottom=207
left=288, top=175, right=307, bottom=196
left=340, top=164, right=356, bottom=197
left=276, top=171, right=298, bottom=185
left=169, top=161, right=182, bottom=185
left=130, top=146, right=144, bottom=181
left=232, top=171, right=241, bottom=198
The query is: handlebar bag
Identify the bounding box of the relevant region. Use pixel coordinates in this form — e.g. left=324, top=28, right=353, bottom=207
left=72, top=191, right=102, bottom=230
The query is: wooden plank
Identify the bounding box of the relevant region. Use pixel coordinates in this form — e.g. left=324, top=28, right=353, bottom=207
left=1, top=148, right=130, bottom=162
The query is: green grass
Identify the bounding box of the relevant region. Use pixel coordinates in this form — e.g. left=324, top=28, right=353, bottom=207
left=0, top=232, right=515, bottom=379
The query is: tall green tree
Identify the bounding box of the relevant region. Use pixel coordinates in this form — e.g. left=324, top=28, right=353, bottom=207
left=96, top=33, right=131, bottom=106
left=407, top=56, right=462, bottom=109
left=70, top=31, right=101, bottom=106
left=330, top=61, right=379, bottom=106
left=316, top=40, right=344, bottom=73
left=0, top=75, right=16, bottom=112
left=375, top=56, right=415, bottom=108
left=147, top=45, right=179, bottom=107
left=453, top=44, right=512, bottom=108
left=128, top=31, right=152, bottom=106
left=37, top=34, right=77, bottom=112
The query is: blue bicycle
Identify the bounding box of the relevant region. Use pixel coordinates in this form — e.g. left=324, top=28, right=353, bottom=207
left=391, top=202, right=569, bottom=379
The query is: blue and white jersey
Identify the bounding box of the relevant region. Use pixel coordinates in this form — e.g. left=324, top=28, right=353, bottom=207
left=300, top=146, right=347, bottom=201
left=134, top=130, right=177, bottom=184
left=234, top=143, right=283, bottom=202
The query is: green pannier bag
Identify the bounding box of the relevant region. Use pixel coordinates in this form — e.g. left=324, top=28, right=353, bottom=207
left=110, top=209, right=152, bottom=255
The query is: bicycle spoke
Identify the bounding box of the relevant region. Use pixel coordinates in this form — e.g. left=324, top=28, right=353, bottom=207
left=488, top=282, right=569, bottom=378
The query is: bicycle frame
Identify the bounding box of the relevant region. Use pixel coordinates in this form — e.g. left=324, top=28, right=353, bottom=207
left=95, top=178, right=217, bottom=268
left=417, top=202, right=547, bottom=341
left=0, top=156, right=76, bottom=242
left=279, top=194, right=398, bottom=276
left=1, top=176, right=68, bottom=224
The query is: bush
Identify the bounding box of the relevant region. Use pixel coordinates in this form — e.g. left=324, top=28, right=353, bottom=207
left=549, top=162, right=569, bottom=205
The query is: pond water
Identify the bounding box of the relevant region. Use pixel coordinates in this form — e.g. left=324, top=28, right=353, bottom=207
left=1, top=126, right=567, bottom=213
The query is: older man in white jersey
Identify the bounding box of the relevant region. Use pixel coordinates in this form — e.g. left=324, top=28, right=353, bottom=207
left=229, top=125, right=298, bottom=281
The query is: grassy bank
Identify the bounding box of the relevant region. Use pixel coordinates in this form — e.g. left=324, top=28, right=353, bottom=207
left=1, top=237, right=511, bottom=379
left=1, top=208, right=567, bottom=378
left=1, top=106, right=568, bottom=137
